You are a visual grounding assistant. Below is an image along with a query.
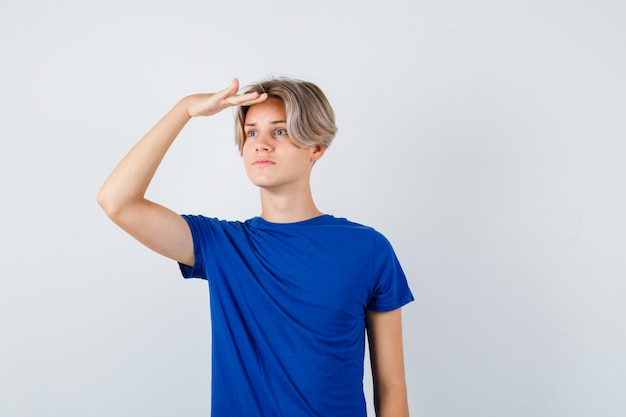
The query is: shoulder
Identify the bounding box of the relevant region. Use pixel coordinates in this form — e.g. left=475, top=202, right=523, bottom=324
left=181, top=214, right=249, bottom=235
left=319, top=214, right=374, bottom=232
left=327, top=215, right=390, bottom=239
left=319, top=215, right=397, bottom=254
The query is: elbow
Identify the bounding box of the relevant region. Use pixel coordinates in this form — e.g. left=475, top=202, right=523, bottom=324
left=97, top=185, right=145, bottom=225
left=97, top=185, right=122, bottom=219
left=96, top=186, right=106, bottom=210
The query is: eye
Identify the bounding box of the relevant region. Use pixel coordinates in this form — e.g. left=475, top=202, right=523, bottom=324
left=275, top=128, right=287, bottom=136
left=247, top=130, right=257, bottom=137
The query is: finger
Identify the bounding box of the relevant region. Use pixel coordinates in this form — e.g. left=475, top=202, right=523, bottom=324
left=240, top=92, right=268, bottom=106
left=226, top=92, right=268, bottom=107
left=214, top=78, right=240, bottom=101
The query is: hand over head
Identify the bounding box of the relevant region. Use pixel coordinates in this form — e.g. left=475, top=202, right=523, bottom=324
left=184, top=78, right=268, bottom=118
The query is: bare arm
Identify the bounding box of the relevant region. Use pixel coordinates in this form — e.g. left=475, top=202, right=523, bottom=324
left=97, top=78, right=267, bottom=266
left=366, top=308, right=410, bottom=417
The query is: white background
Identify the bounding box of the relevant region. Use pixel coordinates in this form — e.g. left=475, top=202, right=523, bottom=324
left=1, top=1, right=625, bottom=416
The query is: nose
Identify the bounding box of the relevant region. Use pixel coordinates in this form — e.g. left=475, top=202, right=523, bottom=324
left=255, top=134, right=273, bottom=152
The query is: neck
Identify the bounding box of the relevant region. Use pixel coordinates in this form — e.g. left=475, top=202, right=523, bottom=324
left=258, top=186, right=323, bottom=224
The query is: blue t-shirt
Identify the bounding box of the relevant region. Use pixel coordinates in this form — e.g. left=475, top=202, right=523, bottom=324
left=179, top=214, right=413, bottom=417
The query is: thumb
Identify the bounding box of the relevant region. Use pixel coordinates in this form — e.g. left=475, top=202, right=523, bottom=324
left=215, top=78, right=240, bottom=100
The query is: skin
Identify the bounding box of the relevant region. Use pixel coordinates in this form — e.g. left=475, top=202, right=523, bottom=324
left=242, top=97, right=326, bottom=223
left=97, top=78, right=409, bottom=417
left=367, top=309, right=410, bottom=417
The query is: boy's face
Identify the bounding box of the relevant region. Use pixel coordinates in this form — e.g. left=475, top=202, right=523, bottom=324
left=242, top=98, right=324, bottom=191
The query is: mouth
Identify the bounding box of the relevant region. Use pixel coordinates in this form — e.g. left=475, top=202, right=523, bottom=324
left=253, top=158, right=275, bottom=166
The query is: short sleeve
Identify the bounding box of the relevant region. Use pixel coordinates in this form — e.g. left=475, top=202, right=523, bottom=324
left=366, top=232, right=414, bottom=312
left=177, top=214, right=208, bottom=280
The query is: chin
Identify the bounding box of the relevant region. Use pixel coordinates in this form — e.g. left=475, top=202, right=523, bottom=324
left=247, top=177, right=275, bottom=188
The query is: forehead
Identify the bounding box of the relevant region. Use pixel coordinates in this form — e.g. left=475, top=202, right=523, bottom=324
left=244, top=98, right=286, bottom=124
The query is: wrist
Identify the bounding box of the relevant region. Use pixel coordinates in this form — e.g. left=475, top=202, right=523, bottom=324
left=178, top=96, right=195, bottom=120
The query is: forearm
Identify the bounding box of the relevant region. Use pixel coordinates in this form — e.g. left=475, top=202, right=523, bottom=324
left=367, top=308, right=410, bottom=417
left=374, top=381, right=409, bottom=417
left=97, top=99, right=191, bottom=215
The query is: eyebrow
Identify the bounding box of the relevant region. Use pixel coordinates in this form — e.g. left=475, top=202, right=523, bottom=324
left=244, top=120, right=287, bottom=127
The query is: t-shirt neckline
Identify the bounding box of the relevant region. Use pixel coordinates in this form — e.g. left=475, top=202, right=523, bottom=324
left=249, top=214, right=333, bottom=228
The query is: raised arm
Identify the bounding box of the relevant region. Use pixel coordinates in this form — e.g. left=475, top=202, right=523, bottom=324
left=366, top=308, right=410, bottom=417
left=97, top=78, right=267, bottom=266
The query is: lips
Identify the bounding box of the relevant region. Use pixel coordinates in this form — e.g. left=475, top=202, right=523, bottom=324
left=253, top=158, right=275, bottom=166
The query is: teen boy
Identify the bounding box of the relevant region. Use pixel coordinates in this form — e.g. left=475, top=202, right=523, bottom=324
left=98, top=77, right=413, bottom=416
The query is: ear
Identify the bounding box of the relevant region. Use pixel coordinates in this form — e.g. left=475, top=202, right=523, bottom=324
left=309, top=145, right=326, bottom=163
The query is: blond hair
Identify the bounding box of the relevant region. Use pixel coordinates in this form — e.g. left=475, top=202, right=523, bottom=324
left=235, top=77, right=337, bottom=154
